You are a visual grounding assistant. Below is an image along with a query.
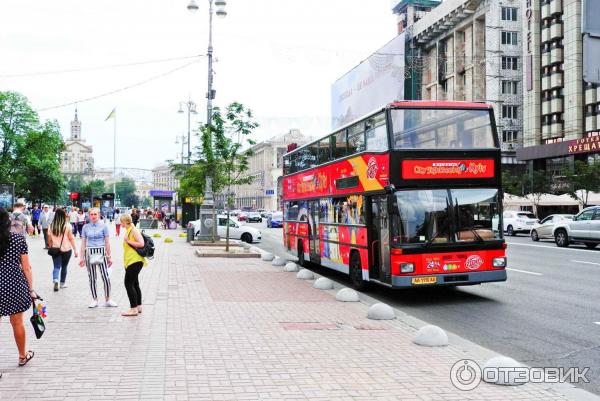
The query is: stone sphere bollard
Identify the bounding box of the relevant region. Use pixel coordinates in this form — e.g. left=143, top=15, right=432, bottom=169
left=285, top=254, right=299, bottom=263
left=335, top=288, right=359, bottom=302
left=482, top=356, right=525, bottom=386
left=367, top=303, right=395, bottom=320
left=261, top=252, right=274, bottom=262
left=296, top=269, right=315, bottom=280
left=412, top=325, right=448, bottom=347
left=272, top=257, right=286, bottom=266
left=313, top=277, right=334, bottom=290
left=283, top=262, right=298, bottom=272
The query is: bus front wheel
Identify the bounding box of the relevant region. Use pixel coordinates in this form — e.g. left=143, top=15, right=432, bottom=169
left=349, top=251, right=367, bottom=291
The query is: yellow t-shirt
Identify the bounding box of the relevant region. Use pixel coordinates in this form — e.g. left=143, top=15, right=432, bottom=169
left=123, top=227, right=147, bottom=268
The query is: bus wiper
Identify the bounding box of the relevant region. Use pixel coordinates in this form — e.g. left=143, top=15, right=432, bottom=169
left=424, top=230, right=441, bottom=246
left=460, top=226, right=484, bottom=242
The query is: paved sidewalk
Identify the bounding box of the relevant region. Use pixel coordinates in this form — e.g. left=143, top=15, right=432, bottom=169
left=0, top=230, right=575, bottom=400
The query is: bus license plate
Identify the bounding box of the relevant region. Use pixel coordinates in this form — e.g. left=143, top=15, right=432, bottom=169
left=412, top=276, right=437, bottom=285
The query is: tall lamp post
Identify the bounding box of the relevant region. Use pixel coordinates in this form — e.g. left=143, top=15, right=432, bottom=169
left=175, top=134, right=188, bottom=164
left=187, top=0, right=227, bottom=241
left=177, top=100, right=197, bottom=164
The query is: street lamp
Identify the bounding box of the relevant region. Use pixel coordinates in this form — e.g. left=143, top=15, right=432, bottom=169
left=175, top=135, right=188, bottom=164
left=177, top=100, right=197, bottom=164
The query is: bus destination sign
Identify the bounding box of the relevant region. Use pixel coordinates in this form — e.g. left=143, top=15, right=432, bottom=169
left=402, top=159, right=495, bottom=180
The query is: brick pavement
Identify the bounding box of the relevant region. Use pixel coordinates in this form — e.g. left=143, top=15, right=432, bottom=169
left=0, top=229, right=578, bottom=400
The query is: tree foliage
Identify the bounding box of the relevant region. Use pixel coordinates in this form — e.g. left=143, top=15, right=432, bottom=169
left=115, top=177, right=138, bottom=207
left=562, top=160, right=600, bottom=207
left=0, top=91, right=65, bottom=202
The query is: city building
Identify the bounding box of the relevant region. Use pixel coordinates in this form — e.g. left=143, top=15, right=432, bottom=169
left=152, top=164, right=179, bottom=192
left=400, top=0, right=525, bottom=165
left=60, top=108, right=95, bottom=178
left=232, top=129, right=310, bottom=211
left=517, top=0, right=597, bottom=176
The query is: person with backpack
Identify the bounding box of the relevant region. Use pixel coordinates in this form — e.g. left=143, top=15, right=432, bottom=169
left=10, top=202, right=34, bottom=237
left=119, top=214, right=146, bottom=316
left=47, top=208, right=78, bottom=292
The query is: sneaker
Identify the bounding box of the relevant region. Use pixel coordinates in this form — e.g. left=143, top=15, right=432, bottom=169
left=104, top=300, right=118, bottom=307
left=88, top=300, right=98, bottom=308
left=60, top=283, right=67, bottom=289
left=53, top=282, right=59, bottom=292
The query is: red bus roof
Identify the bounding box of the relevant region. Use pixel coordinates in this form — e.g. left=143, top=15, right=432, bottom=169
left=390, top=101, right=491, bottom=109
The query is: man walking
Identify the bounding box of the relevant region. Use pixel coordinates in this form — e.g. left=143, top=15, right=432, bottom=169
left=31, top=205, right=41, bottom=236
left=39, top=205, right=54, bottom=249
left=10, top=202, right=34, bottom=236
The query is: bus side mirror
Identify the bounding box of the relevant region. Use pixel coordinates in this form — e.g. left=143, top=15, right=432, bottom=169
left=387, top=196, right=397, bottom=214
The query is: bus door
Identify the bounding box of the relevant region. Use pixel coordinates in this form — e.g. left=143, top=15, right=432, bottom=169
left=371, top=196, right=391, bottom=282
left=309, top=201, right=321, bottom=263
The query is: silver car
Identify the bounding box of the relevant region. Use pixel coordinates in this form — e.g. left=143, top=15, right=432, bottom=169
left=530, top=214, right=574, bottom=241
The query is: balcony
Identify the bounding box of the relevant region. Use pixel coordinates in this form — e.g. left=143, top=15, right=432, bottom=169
left=542, top=100, right=551, bottom=115
left=550, top=23, right=562, bottom=39
left=551, top=47, right=563, bottom=64
left=551, top=98, right=563, bottom=113
left=542, top=51, right=552, bottom=67
left=550, top=0, right=562, bottom=15
left=586, top=115, right=597, bottom=131
left=551, top=72, right=563, bottom=88
left=542, top=2, right=551, bottom=19
left=542, top=124, right=551, bottom=137
left=586, top=88, right=597, bottom=104
left=541, top=27, right=550, bottom=43
left=550, top=122, right=563, bottom=137
left=501, top=142, right=520, bottom=152
left=542, top=75, right=551, bottom=90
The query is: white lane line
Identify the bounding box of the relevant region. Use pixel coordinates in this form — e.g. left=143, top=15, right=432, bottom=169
left=506, top=268, right=543, bottom=276
left=572, top=260, right=600, bottom=266
left=594, top=322, right=600, bottom=326
left=508, top=242, right=600, bottom=254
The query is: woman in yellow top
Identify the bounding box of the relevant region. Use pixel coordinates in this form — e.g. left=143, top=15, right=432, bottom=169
left=119, top=214, right=146, bottom=317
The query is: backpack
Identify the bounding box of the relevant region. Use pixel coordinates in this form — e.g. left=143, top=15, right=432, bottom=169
left=10, top=212, right=29, bottom=235
left=136, top=230, right=155, bottom=259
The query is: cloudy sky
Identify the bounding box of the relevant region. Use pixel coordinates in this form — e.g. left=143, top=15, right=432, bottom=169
left=0, top=0, right=397, bottom=170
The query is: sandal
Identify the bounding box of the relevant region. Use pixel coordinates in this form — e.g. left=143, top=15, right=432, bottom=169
left=121, top=311, right=138, bottom=317
left=18, top=350, right=34, bottom=367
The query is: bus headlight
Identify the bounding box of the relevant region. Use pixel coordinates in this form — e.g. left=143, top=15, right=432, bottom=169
left=400, top=262, right=414, bottom=273
left=492, top=257, right=507, bottom=268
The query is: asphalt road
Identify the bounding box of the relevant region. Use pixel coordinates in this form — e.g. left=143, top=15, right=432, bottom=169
left=247, top=221, right=600, bottom=395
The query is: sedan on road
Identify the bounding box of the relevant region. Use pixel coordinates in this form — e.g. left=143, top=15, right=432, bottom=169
left=530, top=214, right=573, bottom=241
left=189, top=215, right=261, bottom=243
left=247, top=212, right=262, bottom=223
left=267, top=212, right=283, bottom=228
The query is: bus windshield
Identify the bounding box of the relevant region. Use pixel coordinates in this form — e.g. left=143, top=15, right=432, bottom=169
left=391, top=108, right=495, bottom=149
left=392, top=188, right=501, bottom=245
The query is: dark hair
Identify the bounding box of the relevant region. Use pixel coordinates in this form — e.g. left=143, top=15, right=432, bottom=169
left=0, top=208, right=11, bottom=257
left=51, top=208, right=68, bottom=237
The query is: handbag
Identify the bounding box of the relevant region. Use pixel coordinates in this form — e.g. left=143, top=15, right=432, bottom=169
left=88, top=251, right=105, bottom=265
left=47, top=231, right=65, bottom=257
left=30, top=297, right=46, bottom=339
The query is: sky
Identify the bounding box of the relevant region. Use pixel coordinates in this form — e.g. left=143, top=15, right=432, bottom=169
left=0, top=0, right=397, bottom=171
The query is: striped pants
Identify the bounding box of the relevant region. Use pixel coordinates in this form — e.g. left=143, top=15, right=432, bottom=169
left=85, top=247, right=111, bottom=300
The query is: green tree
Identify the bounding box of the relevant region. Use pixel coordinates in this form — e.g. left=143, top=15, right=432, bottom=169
left=66, top=174, right=85, bottom=193
left=527, top=170, right=553, bottom=216
left=115, top=177, right=137, bottom=207
left=562, top=160, right=600, bottom=207
left=82, top=179, right=106, bottom=204
left=501, top=169, right=523, bottom=196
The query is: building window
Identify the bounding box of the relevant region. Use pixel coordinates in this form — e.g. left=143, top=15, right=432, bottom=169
left=501, top=80, right=519, bottom=95
left=501, top=31, right=518, bottom=45
left=501, top=56, right=518, bottom=70
left=501, top=7, right=518, bottom=21
left=502, top=130, right=518, bottom=143
left=502, top=105, right=518, bottom=119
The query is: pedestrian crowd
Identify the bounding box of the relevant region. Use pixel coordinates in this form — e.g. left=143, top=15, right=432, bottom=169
left=0, top=203, right=160, bottom=378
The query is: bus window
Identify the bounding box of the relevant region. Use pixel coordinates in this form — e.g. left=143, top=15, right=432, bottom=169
left=318, top=139, right=330, bottom=163
left=283, top=155, right=291, bottom=175
left=295, top=148, right=310, bottom=171
left=347, top=122, right=365, bottom=154
left=332, top=130, right=348, bottom=159
left=285, top=201, right=299, bottom=221
left=365, top=113, right=388, bottom=151
left=309, top=142, right=319, bottom=166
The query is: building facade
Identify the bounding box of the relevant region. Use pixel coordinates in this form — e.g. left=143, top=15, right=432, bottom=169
left=232, top=129, right=310, bottom=211
left=517, top=0, right=598, bottom=176
left=60, top=109, right=95, bottom=178
left=400, top=0, right=525, bottom=165
left=152, top=165, right=179, bottom=191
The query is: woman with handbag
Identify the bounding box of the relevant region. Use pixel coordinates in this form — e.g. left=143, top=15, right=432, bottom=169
left=119, top=214, right=146, bottom=316
left=0, top=207, right=37, bottom=369
left=79, top=207, right=117, bottom=309
left=47, top=208, right=78, bottom=292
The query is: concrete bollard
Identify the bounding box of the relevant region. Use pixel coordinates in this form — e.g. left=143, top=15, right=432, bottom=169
left=313, top=277, right=334, bottom=290
left=412, top=325, right=448, bottom=347
left=482, top=356, right=526, bottom=386
left=284, top=254, right=299, bottom=262
left=272, top=257, right=286, bottom=266
left=335, top=288, right=359, bottom=302
left=367, top=303, right=395, bottom=320
left=296, top=269, right=315, bottom=280
left=261, top=253, right=274, bottom=262
left=283, top=262, right=298, bottom=272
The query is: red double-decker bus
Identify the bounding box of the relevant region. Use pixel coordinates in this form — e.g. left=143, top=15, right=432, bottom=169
left=281, top=101, right=507, bottom=289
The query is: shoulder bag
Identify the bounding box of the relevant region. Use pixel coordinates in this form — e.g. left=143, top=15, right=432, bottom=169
left=47, top=230, right=65, bottom=257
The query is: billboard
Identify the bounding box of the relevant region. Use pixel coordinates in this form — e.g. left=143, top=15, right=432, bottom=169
left=331, top=33, right=405, bottom=130
left=0, top=184, right=15, bottom=209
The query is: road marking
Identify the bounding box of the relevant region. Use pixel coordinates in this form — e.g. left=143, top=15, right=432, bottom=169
left=594, top=322, right=600, bottom=326
left=507, top=268, right=543, bottom=276
left=572, top=260, right=600, bottom=266
left=507, top=242, right=600, bottom=254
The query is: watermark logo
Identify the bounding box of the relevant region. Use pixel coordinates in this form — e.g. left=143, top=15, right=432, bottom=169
left=450, top=359, right=590, bottom=391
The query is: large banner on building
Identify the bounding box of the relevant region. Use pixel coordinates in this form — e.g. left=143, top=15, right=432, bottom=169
left=331, top=33, right=405, bottom=130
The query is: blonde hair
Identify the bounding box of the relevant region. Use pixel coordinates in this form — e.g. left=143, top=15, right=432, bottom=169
left=89, top=207, right=100, bottom=214
left=120, top=214, right=133, bottom=225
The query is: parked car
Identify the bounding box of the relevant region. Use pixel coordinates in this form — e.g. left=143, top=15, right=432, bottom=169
left=503, top=211, right=538, bottom=236
left=553, top=206, right=600, bottom=248
left=189, top=215, right=261, bottom=243
left=247, top=212, right=262, bottom=223
left=267, top=211, right=283, bottom=228
left=237, top=212, right=248, bottom=222
left=530, top=214, right=574, bottom=241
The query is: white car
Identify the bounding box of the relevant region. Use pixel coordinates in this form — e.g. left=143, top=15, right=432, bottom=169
left=530, top=214, right=574, bottom=241
left=503, top=211, right=538, bottom=236
left=189, top=215, right=261, bottom=243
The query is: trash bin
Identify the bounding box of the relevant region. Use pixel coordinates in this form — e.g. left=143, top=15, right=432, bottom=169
left=187, top=227, right=195, bottom=242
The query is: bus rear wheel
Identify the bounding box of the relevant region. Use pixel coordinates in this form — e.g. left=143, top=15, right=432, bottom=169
left=349, top=251, right=367, bottom=291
